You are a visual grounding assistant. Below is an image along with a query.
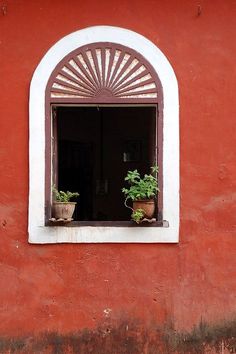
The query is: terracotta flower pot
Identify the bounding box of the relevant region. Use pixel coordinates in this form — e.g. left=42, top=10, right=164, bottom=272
left=52, top=202, right=77, bottom=219
left=133, top=199, right=155, bottom=219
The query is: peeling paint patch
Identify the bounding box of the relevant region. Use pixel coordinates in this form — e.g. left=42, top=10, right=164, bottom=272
left=103, top=308, right=112, bottom=317
left=0, top=317, right=235, bottom=353
left=1, top=220, right=7, bottom=228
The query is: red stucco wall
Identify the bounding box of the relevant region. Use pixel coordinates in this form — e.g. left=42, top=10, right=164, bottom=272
left=0, top=0, right=235, bottom=352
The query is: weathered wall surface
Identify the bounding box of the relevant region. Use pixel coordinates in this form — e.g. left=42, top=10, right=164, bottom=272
left=0, top=0, right=235, bottom=352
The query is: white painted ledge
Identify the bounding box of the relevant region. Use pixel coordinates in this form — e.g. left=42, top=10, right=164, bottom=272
left=28, top=26, right=179, bottom=244
left=29, top=225, right=178, bottom=244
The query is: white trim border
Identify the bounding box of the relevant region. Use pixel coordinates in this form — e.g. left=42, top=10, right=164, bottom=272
left=28, top=26, right=179, bottom=243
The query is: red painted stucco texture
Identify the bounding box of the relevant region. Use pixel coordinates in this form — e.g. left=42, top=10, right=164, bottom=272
left=0, top=0, right=235, bottom=349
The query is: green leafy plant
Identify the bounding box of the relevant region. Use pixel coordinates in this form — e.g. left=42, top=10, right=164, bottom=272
left=131, top=208, right=145, bottom=224
left=52, top=186, right=79, bottom=202
left=122, top=165, right=159, bottom=201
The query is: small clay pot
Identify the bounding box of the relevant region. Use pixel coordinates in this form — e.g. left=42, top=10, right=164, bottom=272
left=133, top=199, right=155, bottom=219
left=52, top=202, right=77, bottom=219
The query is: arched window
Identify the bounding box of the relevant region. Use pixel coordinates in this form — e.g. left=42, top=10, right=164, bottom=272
left=29, top=26, right=179, bottom=243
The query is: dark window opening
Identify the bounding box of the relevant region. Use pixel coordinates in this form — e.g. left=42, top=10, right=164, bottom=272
left=54, top=106, right=157, bottom=222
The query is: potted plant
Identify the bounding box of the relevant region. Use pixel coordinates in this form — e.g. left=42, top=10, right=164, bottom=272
left=52, top=187, right=79, bottom=220
left=122, top=166, right=159, bottom=224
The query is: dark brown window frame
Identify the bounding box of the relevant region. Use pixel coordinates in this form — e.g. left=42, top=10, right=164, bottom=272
left=45, top=42, right=164, bottom=226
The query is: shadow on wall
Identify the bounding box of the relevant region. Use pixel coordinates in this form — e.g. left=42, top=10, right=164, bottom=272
left=0, top=317, right=235, bottom=353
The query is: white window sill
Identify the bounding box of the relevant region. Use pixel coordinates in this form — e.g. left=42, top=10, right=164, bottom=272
left=28, top=222, right=178, bottom=244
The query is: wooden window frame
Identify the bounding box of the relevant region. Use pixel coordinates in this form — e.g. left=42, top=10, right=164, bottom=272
left=45, top=43, right=164, bottom=225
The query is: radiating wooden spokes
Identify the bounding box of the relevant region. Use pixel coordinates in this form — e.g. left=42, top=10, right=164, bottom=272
left=50, top=44, right=158, bottom=100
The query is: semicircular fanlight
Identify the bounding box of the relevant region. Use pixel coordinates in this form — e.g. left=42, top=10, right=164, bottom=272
left=50, top=43, right=158, bottom=100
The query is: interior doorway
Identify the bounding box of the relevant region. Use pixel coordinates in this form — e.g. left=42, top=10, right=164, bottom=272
left=55, top=105, right=157, bottom=221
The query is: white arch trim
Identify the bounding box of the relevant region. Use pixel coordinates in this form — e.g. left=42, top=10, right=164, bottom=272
left=28, top=26, right=179, bottom=243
